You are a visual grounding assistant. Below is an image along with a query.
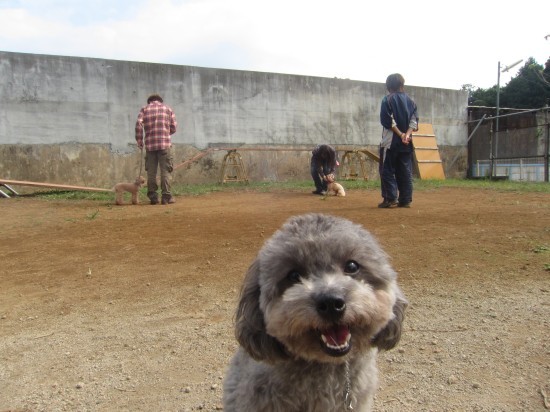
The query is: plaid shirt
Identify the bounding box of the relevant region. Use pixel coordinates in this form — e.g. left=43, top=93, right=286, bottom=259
left=135, top=101, right=177, bottom=151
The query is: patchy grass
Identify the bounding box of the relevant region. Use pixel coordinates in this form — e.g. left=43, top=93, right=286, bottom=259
left=9, top=178, right=550, bottom=202
left=413, top=178, right=550, bottom=193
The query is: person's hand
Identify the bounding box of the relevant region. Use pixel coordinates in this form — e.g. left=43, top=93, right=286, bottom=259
left=137, top=141, right=144, bottom=149
left=401, top=133, right=411, bottom=145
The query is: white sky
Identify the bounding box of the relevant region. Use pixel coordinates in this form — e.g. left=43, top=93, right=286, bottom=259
left=0, top=0, right=548, bottom=90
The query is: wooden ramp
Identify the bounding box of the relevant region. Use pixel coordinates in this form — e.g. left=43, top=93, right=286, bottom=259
left=0, top=178, right=112, bottom=198
left=359, top=149, right=380, bottom=163
left=412, top=124, right=445, bottom=179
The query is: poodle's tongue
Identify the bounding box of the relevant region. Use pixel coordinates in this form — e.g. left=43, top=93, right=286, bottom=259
left=321, top=325, right=351, bottom=348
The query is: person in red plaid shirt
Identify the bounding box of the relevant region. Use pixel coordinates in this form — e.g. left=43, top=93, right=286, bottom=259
left=135, top=94, right=178, bottom=205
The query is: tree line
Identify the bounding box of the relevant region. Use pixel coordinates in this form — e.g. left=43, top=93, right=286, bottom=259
left=462, top=57, right=550, bottom=109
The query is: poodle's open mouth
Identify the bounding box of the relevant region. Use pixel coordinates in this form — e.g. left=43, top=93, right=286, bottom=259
left=319, top=325, right=351, bottom=356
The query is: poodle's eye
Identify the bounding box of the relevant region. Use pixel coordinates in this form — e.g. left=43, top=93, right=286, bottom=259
left=287, top=270, right=302, bottom=283
left=344, top=260, right=360, bottom=274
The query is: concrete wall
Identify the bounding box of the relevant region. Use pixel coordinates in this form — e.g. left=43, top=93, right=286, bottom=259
left=0, top=51, right=469, bottom=187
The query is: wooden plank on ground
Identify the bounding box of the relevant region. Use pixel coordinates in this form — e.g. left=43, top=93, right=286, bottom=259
left=0, top=179, right=112, bottom=193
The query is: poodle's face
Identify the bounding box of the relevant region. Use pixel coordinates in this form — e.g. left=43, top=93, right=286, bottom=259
left=236, top=214, right=403, bottom=364
left=135, top=176, right=146, bottom=186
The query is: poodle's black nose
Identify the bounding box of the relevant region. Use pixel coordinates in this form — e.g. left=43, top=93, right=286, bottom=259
left=315, top=295, right=346, bottom=320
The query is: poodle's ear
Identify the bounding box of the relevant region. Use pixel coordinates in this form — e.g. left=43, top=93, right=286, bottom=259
left=235, top=259, right=288, bottom=362
left=371, top=286, right=408, bottom=351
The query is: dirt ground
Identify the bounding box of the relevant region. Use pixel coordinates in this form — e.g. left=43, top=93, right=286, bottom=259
left=1, top=187, right=549, bottom=412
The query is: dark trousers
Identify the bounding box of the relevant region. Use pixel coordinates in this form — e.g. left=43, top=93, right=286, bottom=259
left=379, top=147, right=413, bottom=204
left=145, top=148, right=174, bottom=199
left=310, top=160, right=329, bottom=192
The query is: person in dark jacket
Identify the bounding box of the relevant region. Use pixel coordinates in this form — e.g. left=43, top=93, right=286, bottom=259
left=378, top=73, right=419, bottom=208
left=310, top=144, right=338, bottom=195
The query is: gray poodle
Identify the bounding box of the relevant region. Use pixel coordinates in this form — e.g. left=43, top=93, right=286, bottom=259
left=223, top=213, right=407, bottom=412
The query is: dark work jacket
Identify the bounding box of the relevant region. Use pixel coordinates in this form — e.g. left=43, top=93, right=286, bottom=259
left=311, top=145, right=337, bottom=175
left=380, top=92, right=419, bottom=152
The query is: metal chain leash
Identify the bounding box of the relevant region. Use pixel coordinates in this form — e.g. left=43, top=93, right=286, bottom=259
left=344, top=360, right=354, bottom=411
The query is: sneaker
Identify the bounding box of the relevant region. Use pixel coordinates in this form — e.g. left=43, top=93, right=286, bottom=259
left=149, top=195, right=159, bottom=205
left=378, top=200, right=397, bottom=208
left=312, top=190, right=325, bottom=195
left=398, top=202, right=411, bottom=208
left=161, top=195, right=176, bottom=205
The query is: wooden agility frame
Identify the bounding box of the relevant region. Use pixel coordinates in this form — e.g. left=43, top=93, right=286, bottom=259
left=1, top=145, right=382, bottom=196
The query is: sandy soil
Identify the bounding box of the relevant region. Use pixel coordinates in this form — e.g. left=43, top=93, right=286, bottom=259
left=1, top=187, right=549, bottom=411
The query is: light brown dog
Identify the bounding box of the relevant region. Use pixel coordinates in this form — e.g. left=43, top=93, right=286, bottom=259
left=325, top=173, right=346, bottom=197
left=113, top=176, right=146, bottom=205
left=327, top=181, right=346, bottom=197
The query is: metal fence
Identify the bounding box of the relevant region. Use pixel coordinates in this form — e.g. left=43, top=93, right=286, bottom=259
left=467, top=107, right=550, bottom=182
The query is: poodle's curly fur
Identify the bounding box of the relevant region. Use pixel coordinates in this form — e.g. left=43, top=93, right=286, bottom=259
left=223, top=213, right=407, bottom=412
left=113, top=176, right=145, bottom=205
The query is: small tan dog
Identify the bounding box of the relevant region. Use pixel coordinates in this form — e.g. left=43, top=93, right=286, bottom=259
left=113, top=176, right=146, bottom=205
left=327, top=181, right=346, bottom=197
left=325, top=174, right=346, bottom=197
